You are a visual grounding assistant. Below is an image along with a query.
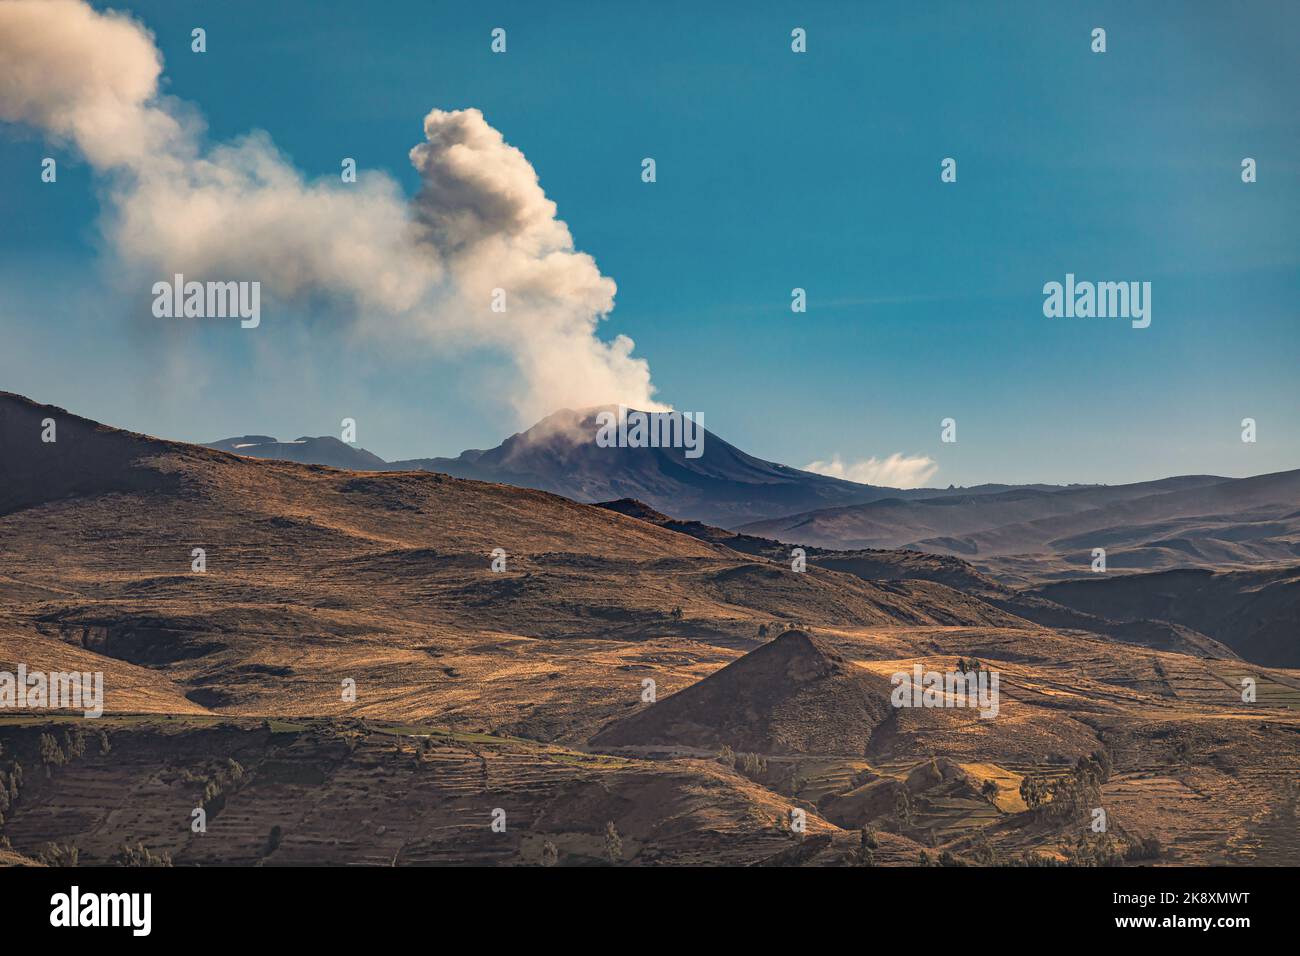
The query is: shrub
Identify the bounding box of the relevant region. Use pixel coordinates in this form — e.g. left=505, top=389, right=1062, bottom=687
left=737, top=751, right=767, bottom=780
left=1020, top=774, right=1050, bottom=809
left=540, top=839, right=559, bottom=867
left=38, top=733, right=65, bottom=774
left=604, top=822, right=622, bottom=864
left=62, top=728, right=86, bottom=759
left=1126, top=834, right=1163, bottom=861
left=114, top=842, right=173, bottom=867
left=894, top=788, right=914, bottom=829
left=37, top=843, right=79, bottom=867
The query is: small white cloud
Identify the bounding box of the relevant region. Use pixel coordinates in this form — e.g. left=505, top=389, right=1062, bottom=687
left=803, top=453, right=938, bottom=489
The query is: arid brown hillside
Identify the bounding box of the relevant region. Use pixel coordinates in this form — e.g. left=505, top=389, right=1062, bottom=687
left=1, top=390, right=1298, bottom=867
left=1034, top=566, right=1300, bottom=667
left=598, top=497, right=1243, bottom=662
left=593, top=631, right=897, bottom=755
left=0, top=390, right=1026, bottom=736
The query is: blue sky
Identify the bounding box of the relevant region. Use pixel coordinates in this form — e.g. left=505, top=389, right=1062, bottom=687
left=1, top=0, right=1296, bottom=486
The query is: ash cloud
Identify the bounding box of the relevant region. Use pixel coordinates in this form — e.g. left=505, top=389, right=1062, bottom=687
left=0, top=0, right=661, bottom=421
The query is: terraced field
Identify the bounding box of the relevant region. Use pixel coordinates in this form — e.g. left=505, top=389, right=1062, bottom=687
left=0, top=715, right=842, bottom=866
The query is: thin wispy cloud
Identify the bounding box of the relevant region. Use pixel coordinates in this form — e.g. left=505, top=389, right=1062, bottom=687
left=804, top=453, right=938, bottom=489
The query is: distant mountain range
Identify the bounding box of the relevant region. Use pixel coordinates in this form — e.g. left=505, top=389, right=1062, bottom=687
left=206, top=408, right=1300, bottom=582
left=207, top=406, right=1073, bottom=528
left=742, top=469, right=1300, bottom=582
left=206, top=435, right=388, bottom=471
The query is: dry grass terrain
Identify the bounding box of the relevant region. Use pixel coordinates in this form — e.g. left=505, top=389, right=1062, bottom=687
left=1, top=391, right=1297, bottom=866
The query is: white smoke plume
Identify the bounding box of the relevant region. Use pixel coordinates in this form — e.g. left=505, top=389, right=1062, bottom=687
left=0, top=0, right=662, bottom=421
left=804, top=453, right=939, bottom=489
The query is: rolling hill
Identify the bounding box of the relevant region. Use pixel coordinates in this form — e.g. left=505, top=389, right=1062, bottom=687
left=2, top=389, right=1298, bottom=867
left=592, top=630, right=897, bottom=755
left=740, top=471, right=1300, bottom=582
left=206, top=435, right=389, bottom=470
left=1033, top=565, right=1300, bottom=668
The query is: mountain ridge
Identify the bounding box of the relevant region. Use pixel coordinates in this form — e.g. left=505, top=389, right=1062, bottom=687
left=205, top=404, right=1113, bottom=527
